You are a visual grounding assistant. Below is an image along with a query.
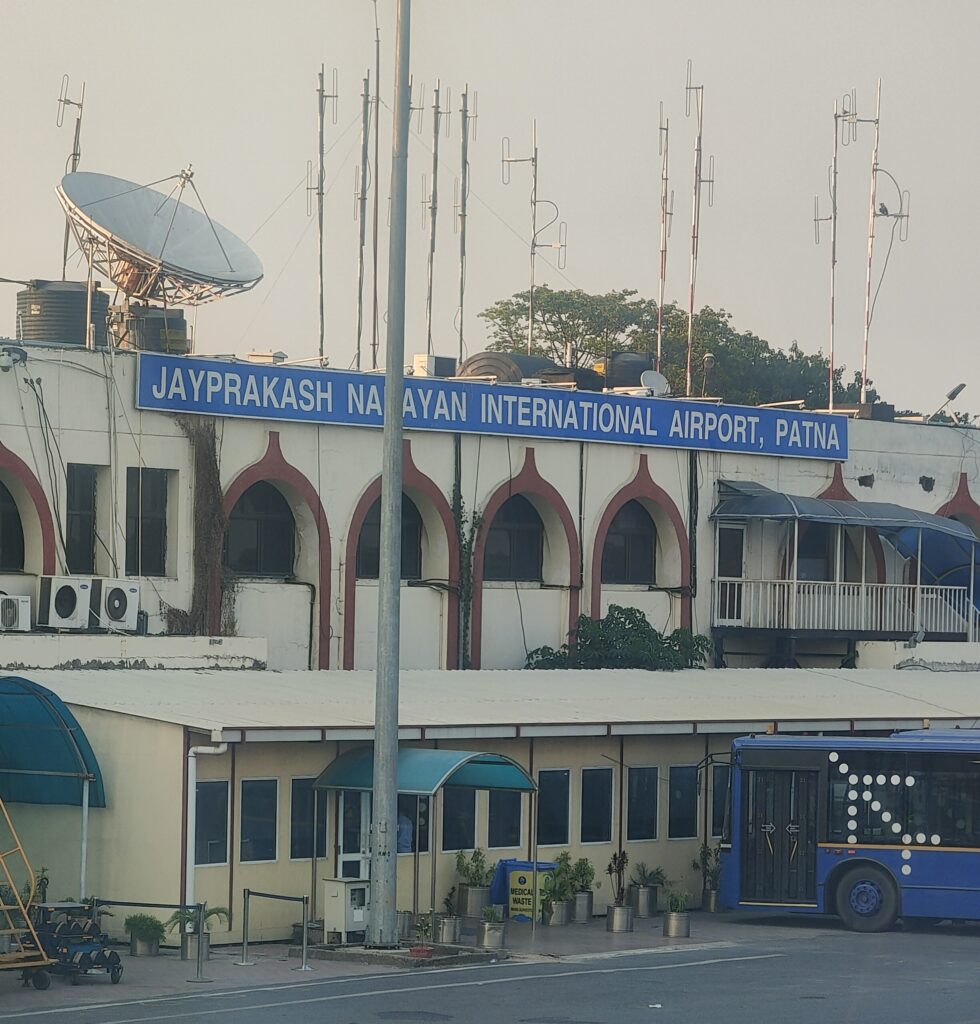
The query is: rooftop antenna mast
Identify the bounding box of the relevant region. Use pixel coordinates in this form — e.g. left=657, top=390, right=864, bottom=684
left=814, top=90, right=857, bottom=411
left=422, top=81, right=451, bottom=356
left=656, top=102, right=674, bottom=373
left=501, top=120, right=567, bottom=358
left=311, top=66, right=339, bottom=364
left=454, top=87, right=477, bottom=367
left=57, top=74, right=85, bottom=281
left=354, top=71, right=372, bottom=370
left=370, top=0, right=382, bottom=369
left=684, top=60, right=714, bottom=397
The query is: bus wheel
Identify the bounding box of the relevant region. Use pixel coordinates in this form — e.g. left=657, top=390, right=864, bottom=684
left=835, top=865, right=899, bottom=932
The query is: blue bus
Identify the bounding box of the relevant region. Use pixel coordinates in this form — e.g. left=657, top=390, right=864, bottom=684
left=719, top=730, right=980, bottom=931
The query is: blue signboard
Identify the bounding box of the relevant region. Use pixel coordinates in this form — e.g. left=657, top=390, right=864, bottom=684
left=135, top=353, right=848, bottom=461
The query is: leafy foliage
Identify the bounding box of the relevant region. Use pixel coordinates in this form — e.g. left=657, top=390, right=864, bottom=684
left=570, top=857, right=598, bottom=894
left=663, top=889, right=691, bottom=914
left=455, top=848, right=495, bottom=887
left=630, top=863, right=667, bottom=888
left=124, top=913, right=166, bottom=942
left=692, top=843, right=723, bottom=889
left=606, top=851, right=629, bottom=906
left=525, top=605, right=712, bottom=671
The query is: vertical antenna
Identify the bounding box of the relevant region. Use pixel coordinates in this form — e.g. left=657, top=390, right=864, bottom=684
left=501, top=120, right=566, bottom=358
left=57, top=75, right=85, bottom=281
left=315, top=66, right=339, bottom=364
left=455, top=87, right=476, bottom=368
left=370, top=0, right=382, bottom=369
left=684, top=60, right=714, bottom=397
left=656, top=101, right=674, bottom=373
left=354, top=71, right=371, bottom=371
left=860, top=79, right=882, bottom=404
left=423, top=81, right=451, bottom=356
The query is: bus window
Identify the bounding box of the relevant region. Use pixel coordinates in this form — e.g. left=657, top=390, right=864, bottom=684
left=827, top=752, right=907, bottom=845
left=906, top=755, right=980, bottom=847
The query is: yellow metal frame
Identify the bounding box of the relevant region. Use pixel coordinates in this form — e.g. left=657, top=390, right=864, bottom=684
left=0, top=797, right=53, bottom=974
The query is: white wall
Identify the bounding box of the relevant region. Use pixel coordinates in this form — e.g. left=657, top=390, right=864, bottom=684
left=234, top=581, right=312, bottom=670
left=352, top=583, right=444, bottom=670
left=481, top=585, right=566, bottom=668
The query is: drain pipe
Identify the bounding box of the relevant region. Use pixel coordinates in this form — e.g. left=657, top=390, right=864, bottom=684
left=185, top=740, right=228, bottom=917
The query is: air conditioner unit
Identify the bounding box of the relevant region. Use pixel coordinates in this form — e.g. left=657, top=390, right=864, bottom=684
left=0, top=594, right=30, bottom=632
left=37, top=576, right=92, bottom=630
left=90, top=578, right=141, bottom=632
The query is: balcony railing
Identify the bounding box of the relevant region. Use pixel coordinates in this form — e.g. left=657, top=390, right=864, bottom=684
left=713, top=578, right=976, bottom=638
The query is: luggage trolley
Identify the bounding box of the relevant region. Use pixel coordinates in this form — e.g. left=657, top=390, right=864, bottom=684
left=31, top=903, right=122, bottom=985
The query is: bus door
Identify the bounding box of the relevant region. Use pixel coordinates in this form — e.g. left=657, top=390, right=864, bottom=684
left=741, top=769, right=818, bottom=904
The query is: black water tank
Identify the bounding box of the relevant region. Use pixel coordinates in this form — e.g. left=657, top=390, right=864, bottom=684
left=600, top=352, right=653, bottom=388
left=15, top=280, right=109, bottom=347
left=458, top=351, right=558, bottom=382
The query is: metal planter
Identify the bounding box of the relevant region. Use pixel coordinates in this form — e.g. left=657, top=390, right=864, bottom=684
left=572, top=891, right=594, bottom=922
left=705, top=889, right=720, bottom=913
left=628, top=884, right=657, bottom=918
left=605, top=904, right=635, bottom=933
left=129, top=937, right=160, bottom=957
left=663, top=912, right=691, bottom=938
left=478, top=921, right=506, bottom=949
left=396, top=911, right=415, bottom=940
left=459, top=884, right=491, bottom=919
left=542, top=899, right=571, bottom=926
left=180, top=932, right=210, bottom=962
left=434, top=916, right=461, bottom=944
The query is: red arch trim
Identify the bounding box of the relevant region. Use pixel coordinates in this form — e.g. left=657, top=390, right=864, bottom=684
left=470, top=448, right=581, bottom=669
left=342, top=440, right=460, bottom=669
left=0, top=440, right=56, bottom=575
left=216, top=432, right=332, bottom=668
left=590, top=454, right=691, bottom=629
left=817, top=465, right=886, bottom=583
left=936, top=472, right=980, bottom=527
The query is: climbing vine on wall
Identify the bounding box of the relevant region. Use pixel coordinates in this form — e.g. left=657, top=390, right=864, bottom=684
left=452, top=480, right=482, bottom=669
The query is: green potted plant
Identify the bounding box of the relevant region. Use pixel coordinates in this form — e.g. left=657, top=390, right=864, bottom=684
left=605, top=851, right=634, bottom=933
left=540, top=852, right=574, bottom=926
left=692, top=843, right=722, bottom=912
left=570, top=857, right=599, bottom=922
left=125, top=913, right=166, bottom=957
left=165, top=904, right=229, bottom=962
left=478, top=903, right=506, bottom=949
left=628, top=863, right=667, bottom=918
left=410, top=915, right=433, bottom=959
left=455, top=849, right=495, bottom=918
left=662, top=888, right=691, bottom=938
left=434, top=887, right=461, bottom=944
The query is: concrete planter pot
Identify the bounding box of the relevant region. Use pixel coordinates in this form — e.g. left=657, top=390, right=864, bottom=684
left=628, top=884, right=657, bottom=918
left=542, top=899, right=572, bottom=926
left=180, top=932, right=210, bottom=962
left=434, top=916, right=461, bottom=944
left=605, top=904, right=634, bottom=933
left=572, top=891, right=594, bottom=922
left=478, top=921, right=506, bottom=949
left=458, top=885, right=491, bottom=919
left=129, top=936, right=160, bottom=957
left=663, top=912, right=691, bottom=938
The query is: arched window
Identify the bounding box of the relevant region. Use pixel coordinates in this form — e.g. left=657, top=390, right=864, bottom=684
left=356, top=495, right=423, bottom=580
left=224, top=481, right=295, bottom=577
left=0, top=480, right=24, bottom=572
left=601, top=500, right=656, bottom=585
left=485, top=494, right=543, bottom=582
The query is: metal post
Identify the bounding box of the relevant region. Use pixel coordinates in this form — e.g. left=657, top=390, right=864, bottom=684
left=235, top=889, right=253, bottom=966
left=791, top=519, right=799, bottom=630
left=366, top=0, right=411, bottom=951
left=370, top=3, right=382, bottom=370
left=355, top=73, right=371, bottom=372
left=187, top=902, right=212, bottom=983
left=429, top=788, right=438, bottom=943
left=827, top=99, right=840, bottom=411
left=457, top=89, right=471, bottom=367
left=860, top=79, right=881, bottom=405
left=424, top=82, right=443, bottom=357
left=317, top=65, right=326, bottom=363
left=311, top=790, right=319, bottom=922
left=530, top=789, right=538, bottom=935
left=656, top=113, right=669, bottom=373
left=295, top=895, right=313, bottom=971
left=970, top=542, right=976, bottom=642
left=526, top=121, right=538, bottom=356
left=79, top=776, right=89, bottom=899
left=915, top=527, right=923, bottom=633
left=861, top=528, right=867, bottom=632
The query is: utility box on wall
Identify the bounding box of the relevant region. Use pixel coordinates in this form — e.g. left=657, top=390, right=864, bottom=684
left=322, top=878, right=371, bottom=942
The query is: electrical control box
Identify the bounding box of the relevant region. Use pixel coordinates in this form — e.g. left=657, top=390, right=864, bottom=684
left=321, top=878, right=371, bottom=941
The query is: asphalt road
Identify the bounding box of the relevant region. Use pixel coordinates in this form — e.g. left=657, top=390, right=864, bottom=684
left=5, top=923, right=980, bottom=1024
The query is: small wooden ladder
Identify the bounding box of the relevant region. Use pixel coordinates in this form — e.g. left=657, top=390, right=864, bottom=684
left=0, top=797, right=51, bottom=976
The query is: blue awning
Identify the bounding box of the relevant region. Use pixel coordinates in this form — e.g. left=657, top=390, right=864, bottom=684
left=313, top=746, right=536, bottom=796
left=0, top=676, right=106, bottom=807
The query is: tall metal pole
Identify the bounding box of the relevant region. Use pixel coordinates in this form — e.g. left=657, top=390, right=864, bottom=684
left=827, top=100, right=840, bottom=411
left=686, top=89, right=704, bottom=397
left=424, top=82, right=444, bottom=356
left=59, top=79, right=85, bottom=281
left=317, top=66, right=327, bottom=363
left=860, top=79, right=881, bottom=405
left=656, top=113, right=670, bottom=373
left=526, top=120, right=538, bottom=356
left=355, top=72, right=371, bottom=372
left=370, top=3, right=382, bottom=370
left=457, top=87, right=471, bottom=367
left=367, top=0, right=411, bottom=950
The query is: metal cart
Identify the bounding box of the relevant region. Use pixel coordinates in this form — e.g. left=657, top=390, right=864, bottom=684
left=30, top=903, right=122, bottom=986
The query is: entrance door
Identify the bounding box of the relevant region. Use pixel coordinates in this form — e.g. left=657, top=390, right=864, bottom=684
left=741, top=769, right=818, bottom=904
left=339, top=790, right=372, bottom=879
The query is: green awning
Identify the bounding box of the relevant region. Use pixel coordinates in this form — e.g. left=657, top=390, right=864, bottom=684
left=313, top=746, right=536, bottom=796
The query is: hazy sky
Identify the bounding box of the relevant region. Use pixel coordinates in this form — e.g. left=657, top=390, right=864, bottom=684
left=2, top=1, right=977, bottom=414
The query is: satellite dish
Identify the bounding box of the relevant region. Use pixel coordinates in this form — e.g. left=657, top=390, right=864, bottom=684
left=56, top=170, right=263, bottom=305
left=640, top=369, right=670, bottom=397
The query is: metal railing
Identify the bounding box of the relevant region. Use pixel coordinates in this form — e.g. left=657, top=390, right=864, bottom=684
left=235, top=888, right=313, bottom=972
left=713, top=578, right=974, bottom=637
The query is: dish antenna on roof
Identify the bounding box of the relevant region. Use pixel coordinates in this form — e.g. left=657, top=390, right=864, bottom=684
left=56, top=169, right=263, bottom=306
left=640, top=369, right=670, bottom=397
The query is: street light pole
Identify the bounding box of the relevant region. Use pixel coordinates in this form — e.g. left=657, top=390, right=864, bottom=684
left=366, top=0, right=411, bottom=950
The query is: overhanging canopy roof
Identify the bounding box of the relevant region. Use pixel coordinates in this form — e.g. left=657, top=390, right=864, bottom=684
left=314, top=746, right=536, bottom=796
left=0, top=676, right=106, bottom=807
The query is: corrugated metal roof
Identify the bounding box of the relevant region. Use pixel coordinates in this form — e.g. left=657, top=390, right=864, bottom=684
left=19, top=668, right=980, bottom=738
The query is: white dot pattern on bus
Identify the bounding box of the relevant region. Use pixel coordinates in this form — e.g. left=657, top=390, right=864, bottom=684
left=847, top=805, right=857, bottom=815
left=849, top=775, right=858, bottom=785
left=901, top=865, right=912, bottom=875
left=891, top=774, right=901, bottom=785
left=901, top=850, right=911, bottom=860
left=848, top=819, right=858, bottom=830
left=829, top=752, right=839, bottom=762
left=848, top=790, right=858, bottom=800
left=882, top=811, right=892, bottom=822
left=893, top=823, right=903, bottom=834
left=871, top=800, right=881, bottom=811
left=931, top=834, right=940, bottom=845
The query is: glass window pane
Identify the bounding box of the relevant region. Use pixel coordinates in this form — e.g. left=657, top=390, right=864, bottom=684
left=601, top=533, right=627, bottom=584
left=488, top=790, right=522, bottom=848
left=290, top=778, right=327, bottom=859
left=581, top=768, right=613, bottom=843
left=627, top=766, right=658, bottom=841
left=397, top=794, right=430, bottom=854
left=484, top=495, right=544, bottom=582
left=241, top=779, right=278, bottom=862
left=536, top=769, right=569, bottom=846
left=125, top=468, right=168, bottom=576
left=0, top=481, right=24, bottom=572
left=668, top=766, right=698, bottom=839
left=195, top=781, right=228, bottom=865
left=711, top=764, right=731, bottom=839
left=717, top=527, right=744, bottom=579
left=442, top=788, right=476, bottom=851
